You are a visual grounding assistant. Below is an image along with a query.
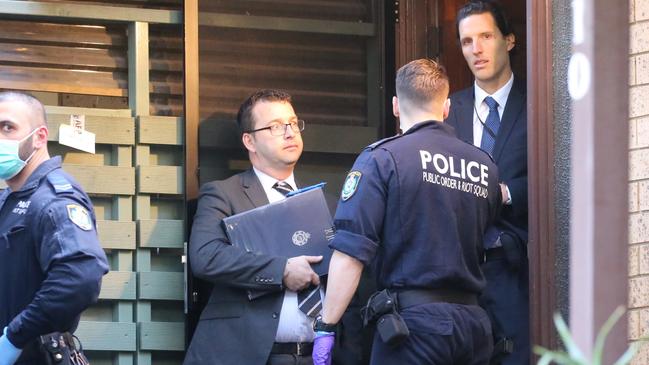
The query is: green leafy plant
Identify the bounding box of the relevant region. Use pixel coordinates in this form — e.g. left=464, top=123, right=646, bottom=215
left=534, top=306, right=645, bottom=365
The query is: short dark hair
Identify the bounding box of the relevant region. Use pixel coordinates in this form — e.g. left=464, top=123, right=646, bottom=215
left=395, top=59, right=449, bottom=106
left=456, top=0, right=512, bottom=41
left=236, top=89, right=293, bottom=135
left=0, top=91, right=48, bottom=128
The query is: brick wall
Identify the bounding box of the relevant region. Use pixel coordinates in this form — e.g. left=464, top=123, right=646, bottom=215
left=629, top=0, right=649, bottom=363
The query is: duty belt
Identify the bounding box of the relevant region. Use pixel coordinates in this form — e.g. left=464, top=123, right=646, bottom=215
left=395, top=288, right=478, bottom=310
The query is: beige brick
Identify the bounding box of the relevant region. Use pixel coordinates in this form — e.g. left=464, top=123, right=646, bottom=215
left=630, top=181, right=639, bottom=212
left=631, top=343, right=649, bottom=365
left=630, top=85, right=649, bottom=118
left=629, top=308, right=641, bottom=339
left=636, top=117, right=649, bottom=148
left=640, top=244, right=649, bottom=274
left=637, top=53, right=649, bottom=85
left=632, top=307, right=649, bottom=342
left=631, top=56, right=637, bottom=85
left=629, top=276, right=649, bottom=307
left=630, top=212, right=649, bottom=243
left=631, top=245, right=640, bottom=276
left=640, top=180, right=649, bottom=209
left=632, top=0, right=636, bottom=23
left=629, top=149, right=649, bottom=180
left=631, top=118, right=639, bottom=149
left=638, top=0, right=649, bottom=21
left=630, top=22, right=649, bottom=54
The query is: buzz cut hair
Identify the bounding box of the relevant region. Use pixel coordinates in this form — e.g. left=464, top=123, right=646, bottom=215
left=395, top=59, right=449, bottom=106
left=236, top=89, right=293, bottom=136
left=0, top=91, right=48, bottom=128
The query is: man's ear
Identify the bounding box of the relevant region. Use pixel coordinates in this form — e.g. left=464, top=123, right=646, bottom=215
left=443, top=98, right=451, bottom=119
left=242, top=133, right=256, bottom=153
left=506, top=33, right=515, bottom=51
left=34, top=126, right=49, bottom=148
left=392, top=96, right=399, bottom=117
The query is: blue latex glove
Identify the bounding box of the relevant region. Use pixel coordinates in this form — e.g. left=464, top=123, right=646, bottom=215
left=312, top=331, right=335, bottom=365
left=0, top=327, right=22, bottom=365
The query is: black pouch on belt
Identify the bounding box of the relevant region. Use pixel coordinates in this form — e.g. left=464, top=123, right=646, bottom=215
left=38, top=332, right=90, bottom=365
left=361, top=289, right=410, bottom=347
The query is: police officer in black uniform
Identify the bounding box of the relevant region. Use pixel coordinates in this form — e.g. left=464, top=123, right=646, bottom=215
left=312, top=59, right=501, bottom=365
left=0, top=92, right=108, bottom=365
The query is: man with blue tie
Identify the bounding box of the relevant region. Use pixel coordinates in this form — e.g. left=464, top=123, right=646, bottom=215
left=446, top=1, right=529, bottom=364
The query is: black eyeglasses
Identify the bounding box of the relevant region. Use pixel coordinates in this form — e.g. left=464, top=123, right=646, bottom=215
left=245, top=119, right=305, bottom=136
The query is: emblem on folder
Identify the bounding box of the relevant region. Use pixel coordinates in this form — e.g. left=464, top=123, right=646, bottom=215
left=292, top=230, right=311, bottom=246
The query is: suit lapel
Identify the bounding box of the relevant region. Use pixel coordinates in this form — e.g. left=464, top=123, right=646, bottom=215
left=453, top=88, right=475, bottom=144
left=492, top=77, right=525, bottom=161
left=241, top=169, right=269, bottom=208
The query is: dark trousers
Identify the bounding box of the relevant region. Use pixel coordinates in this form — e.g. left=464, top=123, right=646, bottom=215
left=267, top=354, right=313, bottom=365
left=369, top=303, right=492, bottom=365
left=480, top=256, right=530, bottom=365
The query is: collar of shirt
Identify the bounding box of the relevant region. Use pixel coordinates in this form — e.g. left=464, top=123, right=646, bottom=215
left=472, top=74, right=515, bottom=146
left=252, top=167, right=297, bottom=203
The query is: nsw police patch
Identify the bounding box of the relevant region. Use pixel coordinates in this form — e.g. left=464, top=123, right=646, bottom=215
left=341, top=171, right=362, bottom=201
left=67, top=204, right=93, bottom=231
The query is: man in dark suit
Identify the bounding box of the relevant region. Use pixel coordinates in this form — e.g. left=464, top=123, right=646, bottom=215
left=184, top=89, right=323, bottom=365
left=446, top=1, right=529, bottom=364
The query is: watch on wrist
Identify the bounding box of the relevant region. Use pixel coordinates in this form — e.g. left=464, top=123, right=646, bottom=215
left=313, top=314, right=337, bottom=333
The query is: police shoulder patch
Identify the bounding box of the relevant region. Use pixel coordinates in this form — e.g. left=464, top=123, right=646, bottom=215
left=341, top=171, right=362, bottom=201
left=66, top=204, right=93, bottom=231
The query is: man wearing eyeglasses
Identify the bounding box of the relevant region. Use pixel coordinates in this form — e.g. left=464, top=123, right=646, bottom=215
left=184, top=89, right=323, bottom=365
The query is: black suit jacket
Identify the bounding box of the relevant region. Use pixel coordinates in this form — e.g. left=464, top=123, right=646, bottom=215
left=184, top=169, right=288, bottom=365
left=447, top=77, right=528, bottom=241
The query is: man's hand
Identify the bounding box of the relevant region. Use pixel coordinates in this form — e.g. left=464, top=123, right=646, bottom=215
left=283, top=255, right=322, bottom=291
left=312, top=332, right=335, bottom=365
left=0, top=328, right=22, bottom=365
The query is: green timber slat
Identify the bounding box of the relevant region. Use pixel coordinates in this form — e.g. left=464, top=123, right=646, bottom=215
left=75, top=321, right=137, bottom=351
left=139, top=322, right=185, bottom=351
left=45, top=106, right=132, bottom=118
left=97, top=220, right=136, bottom=250
left=137, top=165, right=183, bottom=195
left=138, top=116, right=183, bottom=146
left=138, top=272, right=184, bottom=301
left=64, top=164, right=135, bottom=195
left=48, top=114, right=135, bottom=145
left=100, top=271, right=136, bottom=300
left=138, top=219, right=184, bottom=248
left=0, top=0, right=182, bottom=24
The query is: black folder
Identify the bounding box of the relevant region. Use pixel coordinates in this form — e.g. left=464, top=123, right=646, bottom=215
left=222, top=185, right=335, bottom=277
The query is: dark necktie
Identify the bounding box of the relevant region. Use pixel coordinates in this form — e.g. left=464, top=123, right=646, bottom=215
left=272, top=181, right=323, bottom=317
left=480, top=96, right=500, bottom=155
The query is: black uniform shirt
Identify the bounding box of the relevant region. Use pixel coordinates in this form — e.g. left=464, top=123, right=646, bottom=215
left=330, top=121, right=500, bottom=293
left=0, top=156, right=108, bottom=358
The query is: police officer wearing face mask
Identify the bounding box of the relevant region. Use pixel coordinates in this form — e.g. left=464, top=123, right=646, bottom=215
left=0, top=91, right=109, bottom=365
left=313, top=59, right=501, bottom=365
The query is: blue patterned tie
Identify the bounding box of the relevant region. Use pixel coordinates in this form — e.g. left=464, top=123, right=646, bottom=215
left=480, top=96, right=500, bottom=155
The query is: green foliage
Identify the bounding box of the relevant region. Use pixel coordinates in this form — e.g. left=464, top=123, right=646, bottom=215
left=534, top=306, right=645, bottom=365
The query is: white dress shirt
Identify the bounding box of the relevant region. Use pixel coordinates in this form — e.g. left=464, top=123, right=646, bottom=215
left=252, top=167, right=315, bottom=342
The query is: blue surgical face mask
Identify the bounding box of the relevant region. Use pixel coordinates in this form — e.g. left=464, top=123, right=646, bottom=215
left=0, top=128, right=39, bottom=180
